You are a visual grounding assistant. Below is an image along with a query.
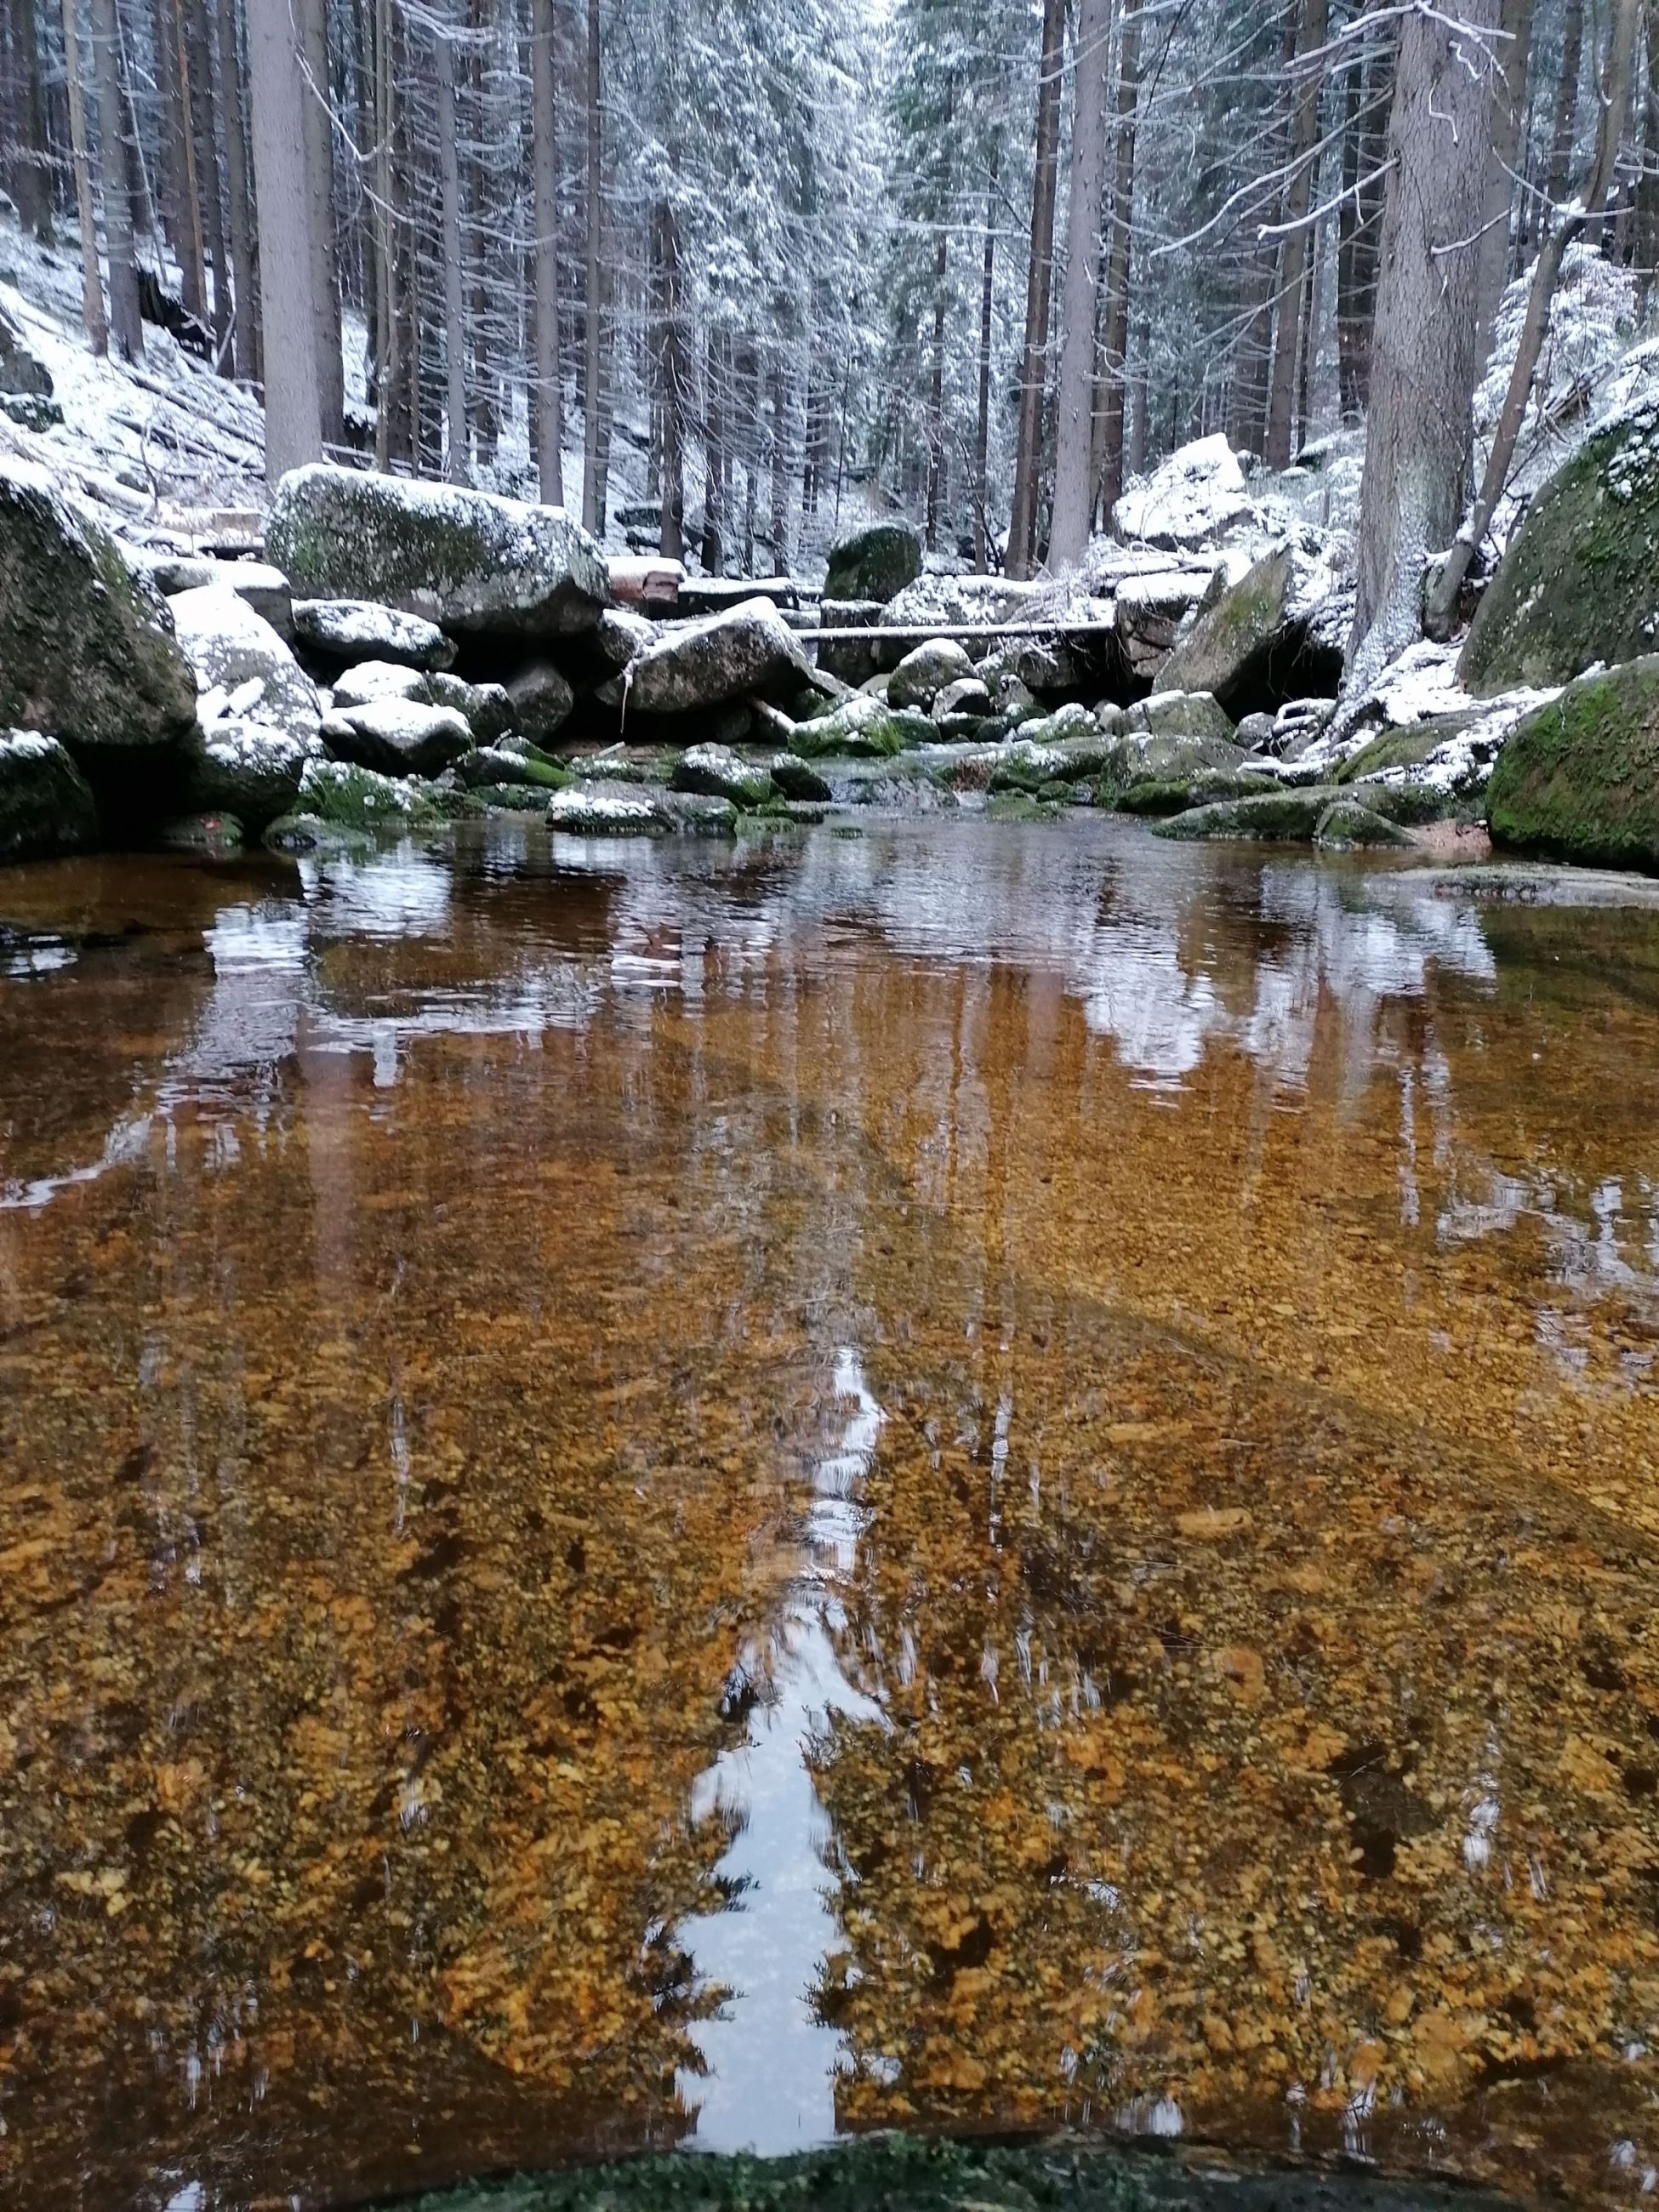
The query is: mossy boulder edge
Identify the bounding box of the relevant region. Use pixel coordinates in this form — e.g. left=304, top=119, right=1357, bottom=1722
left=1485, top=655, right=1659, bottom=871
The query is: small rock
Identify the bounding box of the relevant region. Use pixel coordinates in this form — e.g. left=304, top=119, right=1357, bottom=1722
left=933, top=676, right=992, bottom=720
left=669, top=743, right=772, bottom=808
left=505, top=658, right=575, bottom=744
left=0, top=728, right=99, bottom=860
left=322, top=698, right=474, bottom=778
left=768, top=755, right=832, bottom=803
left=292, top=597, right=457, bottom=671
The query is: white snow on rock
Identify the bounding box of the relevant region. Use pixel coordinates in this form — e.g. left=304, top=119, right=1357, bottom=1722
left=292, top=599, right=457, bottom=670
left=1114, top=435, right=1259, bottom=550
left=168, top=583, right=322, bottom=744
left=331, top=660, right=431, bottom=708
left=199, top=717, right=314, bottom=777
left=0, top=728, right=57, bottom=761
left=300, top=755, right=431, bottom=815
left=547, top=782, right=667, bottom=831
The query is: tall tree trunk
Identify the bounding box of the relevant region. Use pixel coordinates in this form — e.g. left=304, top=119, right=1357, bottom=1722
left=1428, top=0, right=1639, bottom=633
left=88, top=0, right=143, bottom=357
left=1474, top=0, right=1535, bottom=371
left=465, top=0, right=498, bottom=467
left=60, top=0, right=109, bottom=352
left=1637, top=0, right=1659, bottom=315
left=1094, top=0, right=1141, bottom=522
left=246, top=0, right=321, bottom=478
left=531, top=0, right=562, bottom=503
left=1337, top=28, right=1395, bottom=420
left=972, top=146, right=997, bottom=573
left=925, top=161, right=950, bottom=552
left=581, top=0, right=604, bottom=533
left=151, top=0, right=190, bottom=283
left=1264, top=0, right=1330, bottom=470
left=1048, top=0, right=1114, bottom=568
left=701, top=325, right=723, bottom=573
left=1006, top=0, right=1065, bottom=578
left=434, top=21, right=469, bottom=483
left=217, top=0, right=259, bottom=379
left=296, top=0, right=342, bottom=449
left=11, top=0, right=53, bottom=242
left=658, top=198, right=685, bottom=561
left=767, top=348, right=787, bottom=570
left=1295, top=201, right=1321, bottom=443
left=1349, top=0, right=1502, bottom=687
left=169, top=0, right=208, bottom=317
left=1547, top=0, right=1585, bottom=206
left=186, top=0, right=231, bottom=365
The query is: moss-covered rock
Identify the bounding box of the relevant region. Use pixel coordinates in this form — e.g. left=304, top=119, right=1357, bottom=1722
left=668, top=743, right=772, bottom=807
left=156, top=811, right=245, bottom=855
left=1114, top=769, right=1281, bottom=817
left=1126, top=688, right=1235, bottom=744
left=788, top=697, right=913, bottom=759
left=453, top=746, right=569, bottom=793
left=266, top=463, right=609, bottom=640
left=767, top=754, right=833, bottom=802
left=1485, top=655, right=1659, bottom=870
left=1097, top=730, right=1251, bottom=807
left=296, top=755, right=450, bottom=831
left=1313, top=796, right=1413, bottom=849
left=1153, top=785, right=1339, bottom=842
left=547, top=779, right=673, bottom=835
left=1461, top=403, right=1659, bottom=696
left=823, top=520, right=922, bottom=604
left=0, top=456, right=197, bottom=751
left=0, top=729, right=100, bottom=860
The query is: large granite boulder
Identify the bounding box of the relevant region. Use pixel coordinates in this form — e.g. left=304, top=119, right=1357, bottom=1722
left=266, top=464, right=609, bottom=639
left=823, top=520, right=921, bottom=605
left=618, top=597, right=812, bottom=716
left=0, top=456, right=197, bottom=751
left=505, top=658, right=574, bottom=744
left=321, top=698, right=475, bottom=778
left=0, top=730, right=100, bottom=860
left=1113, top=435, right=1258, bottom=550
left=291, top=597, right=458, bottom=672
left=1461, top=404, right=1659, bottom=697
left=1153, top=543, right=1345, bottom=716
left=1485, top=657, right=1659, bottom=870
left=177, top=718, right=314, bottom=833
left=168, top=584, right=322, bottom=744
left=888, top=638, right=974, bottom=711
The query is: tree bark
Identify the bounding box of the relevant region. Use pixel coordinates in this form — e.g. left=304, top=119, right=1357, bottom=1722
left=11, top=0, right=53, bottom=242
left=296, top=0, right=342, bottom=450
left=1638, top=0, right=1659, bottom=315
left=88, top=0, right=142, bottom=357
left=1048, top=0, right=1114, bottom=568
left=581, top=0, right=604, bottom=533
left=1428, top=0, right=1639, bottom=634
left=1474, top=0, right=1534, bottom=372
left=767, top=347, right=788, bottom=570
left=169, top=0, right=208, bottom=318
left=972, top=147, right=998, bottom=573
left=245, top=0, right=322, bottom=480
left=435, top=21, right=469, bottom=483
left=217, top=0, right=259, bottom=379
left=925, top=157, right=951, bottom=552
left=60, top=0, right=109, bottom=352
left=701, top=325, right=724, bottom=573
left=531, top=0, right=562, bottom=504
left=657, top=197, right=686, bottom=561
left=1093, top=0, right=1142, bottom=521
left=1546, top=0, right=1585, bottom=207
left=186, top=0, right=231, bottom=366
left=1264, top=0, right=1330, bottom=470
left=1006, top=0, right=1065, bottom=578
left=1349, top=0, right=1502, bottom=686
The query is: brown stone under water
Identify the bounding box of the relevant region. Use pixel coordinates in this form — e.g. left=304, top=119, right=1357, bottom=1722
left=0, top=818, right=1656, bottom=2210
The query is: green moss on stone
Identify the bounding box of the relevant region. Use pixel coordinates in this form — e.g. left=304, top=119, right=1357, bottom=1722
left=1461, top=404, right=1659, bottom=696
left=1485, top=655, right=1659, bottom=871
left=823, top=521, right=922, bottom=605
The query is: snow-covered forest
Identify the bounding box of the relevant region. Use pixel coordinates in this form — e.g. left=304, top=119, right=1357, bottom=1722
left=1, top=0, right=1651, bottom=612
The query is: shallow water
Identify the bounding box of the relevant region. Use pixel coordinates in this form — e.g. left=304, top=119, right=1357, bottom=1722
left=2, top=818, right=1658, bottom=2210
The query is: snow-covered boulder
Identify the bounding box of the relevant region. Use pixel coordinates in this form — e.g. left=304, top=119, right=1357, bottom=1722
left=292, top=597, right=458, bottom=671
left=823, top=520, right=921, bottom=606
left=617, top=597, right=812, bottom=717
left=0, top=729, right=99, bottom=859
left=547, top=779, right=672, bottom=835
left=668, top=743, right=771, bottom=808
left=1461, top=401, right=1659, bottom=697
left=888, top=638, right=974, bottom=710
left=170, top=584, right=322, bottom=746
left=321, top=698, right=474, bottom=778
left=786, top=693, right=919, bottom=760
left=178, top=716, right=314, bottom=833
left=593, top=606, right=658, bottom=671
left=1114, top=435, right=1259, bottom=550
left=0, top=456, right=197, bottom=751
left=331, top=659, right=428, bottom=709
left=1123, top=689, right=1236, bottom=744
left=933, top=676, right=992, bottom=721
left=266, top=464, right=609, bottom=641
left=1153, top=541, right=1346, bottom=716
left=139, top=554, right=294, bottom=638
left=504, top=658, right=574, bottom=744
